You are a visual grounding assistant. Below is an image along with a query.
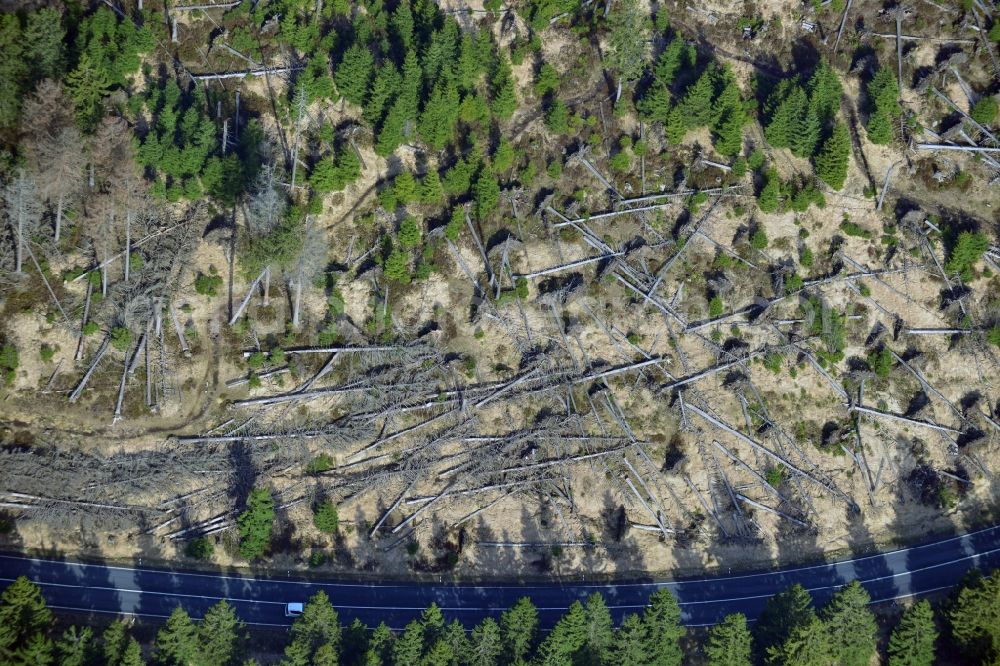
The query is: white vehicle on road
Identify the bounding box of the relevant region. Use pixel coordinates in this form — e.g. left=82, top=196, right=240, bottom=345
left=285, top=602, right=304, bottom=617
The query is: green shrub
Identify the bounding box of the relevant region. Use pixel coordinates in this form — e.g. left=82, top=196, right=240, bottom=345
left=111, top=327, right=131, bottom=352
left=708, top=295, right=724, bottom=318
left=185, top=537, right=214, bottom=560
left=82, top=321, right=99, bottom=336
left=39, top=345, right=56, bottom=363
left=307, top=454, right=334, bottom=474
left=840, top=220, right=872, bottom=239
left=988, top=325, right=1000, bottom=348
left=763, top=352, right=782, bottom=373
left=799, top=246, right=814, bottom=268
left=398, top=216, right=421, bottom=250
left=248, top=374, right=262, bottom=389
left=194, top=272, right=223, bottom=297
left=765, top=467, right=785, bottom=487
left=247, top=351, right=266, bottom=370
left=750, top=228, right=768, bottom=250
left=971, top=96, right=998, bottom=126
left=867, top=347, right=893, bottom=378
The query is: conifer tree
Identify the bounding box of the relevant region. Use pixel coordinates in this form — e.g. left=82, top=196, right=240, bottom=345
left=866, top=67, right=900, bottom=144
left=391, top=0, right=415, bottom=52
left=102, top=621, right=130, bottom=666
left=664, top=105, right=686, bottom=145
left=887, top=599, right=936, bottom=666
left=66, top=53, right=112, bottom=132
left=580, top=593, right=614, bottom=665
left=757, top=168, right=781, bottom=213
left=754, top=584, right=815, bottom=658
left=154, top=608, right=199, bottom=666
left=814, top=122, right=850, bottom=190
left=237, top=487, right=274, bottom=560
left=545, top=99, right=570, bottom=134
left=468, top=618, right=502, bottom=666
left=680, top=69, right=715, bottom=129
left=24, top=8, right=65, bottom=83
left=336, top=44, right=375, bottom=107
left=492, top=137, right=515, bottom=174
left=865, top=108, right=893, bottom=144
left=457, top=33, right=483, bottom=93
left=56, top=626, right=96, bottom=666
left=500, top=597, right=538, bottom=664
left=948, top=569, right=1000, bottom=664
left=421, top=169, right=444, bottom=204
left=791, top=99, right=821, bottom=158
left=820, top=581, right=876, bottom=666
left=806, top=60, right=843, bottom=124
left=0, top=577, right=52, bottom=662
left=706, top=613, right=752, bottom=666
left=762, top=83, right=795, bottom=149
left=284, top=591, right=342, bottom=666
left=199, top=600, right=244, bottom=666
left=0, top=14, right=26, bottom=128
left=767, top=616, right=832, bottom=666
left=364, top=62, right=402, bottom=127
left=491, top=53, right=517, bottom=120
left=392, top=620, right=424, bottom=665
left=474, top=168, right=500, bottom=219
left=419, top=80, right=461, bottom=150
left=120, top=638, right=145, bottom=666
left=606, top=0, right=647, bottom=103
left=535, top=600, right=587, bottom=665
left=612, top=614, right=647, bottom=666
left=642, top=589, right=685, bottom=666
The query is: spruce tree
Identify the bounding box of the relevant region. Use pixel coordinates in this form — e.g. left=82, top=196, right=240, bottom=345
left=664, top=105, right=686, bottom=145
left=154, top=608, right=199, bottom=666
left=492, top=137, right=515, bottom=174
left=535, top=600, right=586, bottom=665
left=418, top=80, right=460, bottom=150
left=473, top=168, right=501, bottom=219
left=706, top=613, right=752, bottom=666
left=814, top=122, right=850, bottom=190
left=500, top=597, right=538, bottom=663
left=102, top=621, right=130, bottom=666
left=0, top=14, right=26, bottom=128
left=887, top=599, right=937, bottom=666
left=806, top=60, right=843, bottom=124
left=948, top=568, right=1000, bottom=664
left=764, top=84, right=806, bottom=150
left=237, top=487, right=274, bottom=560
left=284, top=591, right=342, bottom=666
left=65, top=53, right=112, bottom=132
left=820, top=581, right=876, bottom=666
left=392, top=621, right=424, bottom=665
left=120, top=639, right=145, bottom=666
left=757, top=169, right=781, bottom=214
left=612, top=614, right=647, bottom=666
left=421, top=169, right=444, bottom=204
left=753, top=583, right=815, bottom=657
left=56, top=626, right=95, bottom=666
left=642, top=588, right=685, bottom=666
left=767, top=616, right=832, bottom=666
left=866, top=108, right=893, bottom=145
left=491, top=53, right=517, bottom=120
left=199, top=600, right=244, bottom=666
left=679, top=69, right=715, bottom=129
left=580, top=593, right=614, bottom=665
left=468, top=618, right=502, bottom=666
left=791, top=98, right=821, bottom=158
left=335, top=44, right=375, bottom=107
left=0, top=576, right=52, bottom=661
left=24, top=8, right=65, bottom=83
left=364, top=62, right=401, bottom=128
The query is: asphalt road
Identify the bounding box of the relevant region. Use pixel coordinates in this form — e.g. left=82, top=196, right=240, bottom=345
left=2, top=524, right=999, bottom=629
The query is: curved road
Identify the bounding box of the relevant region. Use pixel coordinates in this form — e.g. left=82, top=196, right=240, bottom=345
left=2, top=524, right=999, bottom=629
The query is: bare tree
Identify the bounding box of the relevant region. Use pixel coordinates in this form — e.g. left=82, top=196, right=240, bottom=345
left=2, top=169, right=43, bottom=274
left=288, top=215, right=328, bottom=328
left=244, top=158, right=287, bottom=306
left=21, top=80, right=86, bottom=244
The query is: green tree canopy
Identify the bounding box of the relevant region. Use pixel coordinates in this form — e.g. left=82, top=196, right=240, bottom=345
left=199, top=600, right=245, bottom=666
left=948, top=569, right=1000, bottom=663
left=643, top=588, right=685, bottom=666
left=335, top=44, right=375, bottom=107
left=284, top=591, right=342, bottom=666
left=500, top=597, right=538, bottom=663
left=754, top=583, right=815, bottom=657
left=0, top=577, right=53, bottom=664
left=888, top=599, right=936, bottom=666
left=237, top=487, right=274, bottom=560
left=706, top=613, right=752, bottom=666
left=491, top=54, right=517, bottom=120
left=820, top=581, right=876, bottom=666
left=154, top=607, right=199, bottom=666
left=814, top=122, right=850, bottom=190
